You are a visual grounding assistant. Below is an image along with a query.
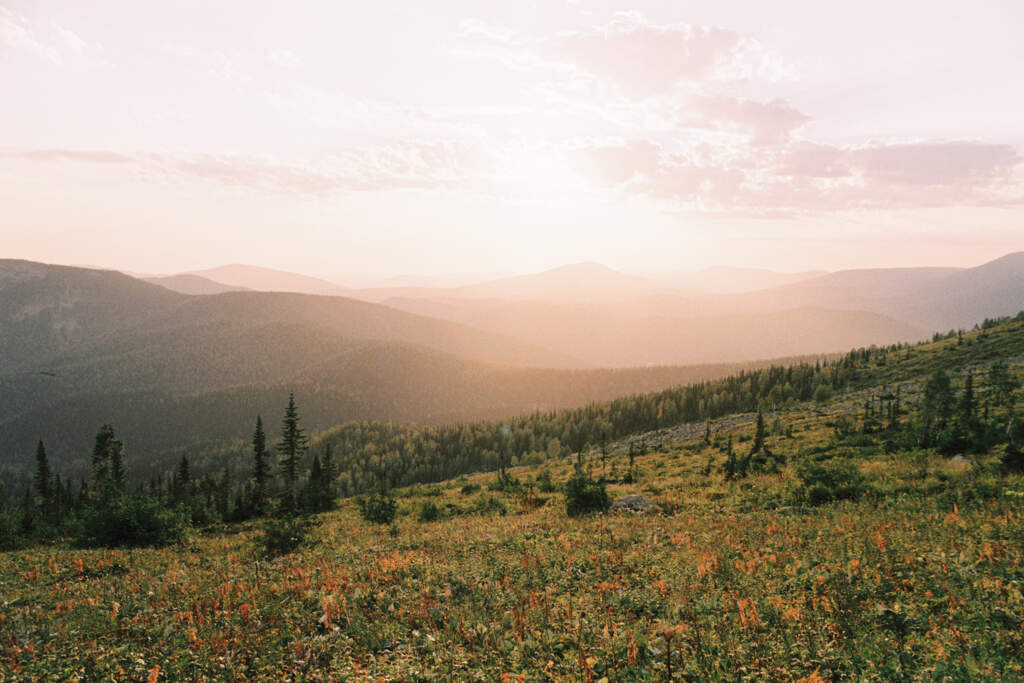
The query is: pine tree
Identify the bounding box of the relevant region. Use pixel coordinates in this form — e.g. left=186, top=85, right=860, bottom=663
left=34, top=440, right=52, bottom=512
left=174, top=455, right=192, bottom=504
left=950, top=373, right=983, bottom=453
left=750, top=410, right=766, bottom=457
left=722, top=433, right=737, bottom=480
left=91, top=424, right=125, bottom=498
left=252, top=416, right=270, bottom=514
left=216, top=467, right=230, bottom=520
left=277, top=393, right=308, bottom=514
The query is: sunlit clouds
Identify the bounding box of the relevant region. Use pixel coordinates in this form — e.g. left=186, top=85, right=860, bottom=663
left=1, top=0, right=1022, bottom=278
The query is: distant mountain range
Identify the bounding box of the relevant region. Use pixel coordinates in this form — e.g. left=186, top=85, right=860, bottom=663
left=183, top=264, right=346, bottom=295
left=2, top=252, right=1021, bottom=481
left=0, top=260, right=789, bottom=477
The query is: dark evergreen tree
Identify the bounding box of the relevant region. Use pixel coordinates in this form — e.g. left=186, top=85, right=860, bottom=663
left=722, top=434, right=737, bottom=480
left=920, top=370, right=954, bottom=447
left=277, top=393, right=308, bottom=514
left=91, top=424, right=125, bottom=498
left=252, top=415, right=270, bottom=514
left=948, top=373, right=983, bottom=453
left=33, top=440, right=52, bottom=513
left=216, top=467, right=230, bottom=520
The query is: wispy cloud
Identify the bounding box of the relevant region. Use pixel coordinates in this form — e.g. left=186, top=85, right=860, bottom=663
left=566, top=137, right=1023, bottom=211
left=0, top=8, right=100, bottom=66
left=2, top=142, right=486, bottom=195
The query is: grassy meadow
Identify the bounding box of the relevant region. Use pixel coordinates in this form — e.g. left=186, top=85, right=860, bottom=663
left=2, top=323, right=1024, bottom=681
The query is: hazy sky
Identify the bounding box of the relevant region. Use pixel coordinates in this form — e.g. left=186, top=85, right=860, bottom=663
left=2, top=0, right=1023, bottom=282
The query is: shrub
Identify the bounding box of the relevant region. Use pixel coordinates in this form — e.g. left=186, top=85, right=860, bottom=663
left=794, top=459, right=866, bottom=505
left=1002, top=444, right=1024, bottom=472
left=254, top=515, right=316, bottom=558
left=77, top=495, right=189, bottom=548
left=471, top=495, right=507, bottom=516
left=564, top=473, right=610, bottom=517
left=459, top=483, right=480, bottom=496
left=417, top=500, right=441, bottom=522
left=357, top=493, right=397, bottom=525
left=0, top=509, right=27, bottom=551
left=535, top=468, right=557, bottom=493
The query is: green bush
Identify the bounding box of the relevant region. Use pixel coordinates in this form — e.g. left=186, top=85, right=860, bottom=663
left=459, top=483, right=480, bottom=496
left=253, top=515, right=316, bottom=558
left=77, top=495, right=189, bottom=548
left=535, top=468, right=558, bottom=493
left=471, top=495, right=507, bottom=516
left=0, top=509, right=28, bottom=551
left=564, top=473, right=610, bottom=517
left=794, top=458, right=865, bottom=505
left=417, top=500, right=441, bottom=522
left=357, top=493, right=397, bottom=525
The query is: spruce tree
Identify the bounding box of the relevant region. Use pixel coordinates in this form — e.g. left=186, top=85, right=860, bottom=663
left=252, top=416, right=270, bottom=514
left=750, top=410, right=766, bottom=457
left=723, top=433, right=737, bottom=480
left=91, top=424, right=125, bottom=498
left=175, top=455, right=192, bottom=504
left=277, top=393, right=308, bottom=514
left=34, top=440, right=52, bottom=512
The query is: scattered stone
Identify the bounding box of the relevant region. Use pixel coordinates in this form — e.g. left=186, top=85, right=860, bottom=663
left=611, top=495, right=656, bottom=514
left=947, top=455, right=973, bottom=469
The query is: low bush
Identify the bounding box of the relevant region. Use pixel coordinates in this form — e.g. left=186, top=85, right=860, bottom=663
left=564, top=472, right=610, bottom=517
left=794, top=459, right=866, bottom=505
left=76, top=495, right=189, bottom=548
left=357, top=493, right=398, bottom=525
left=417, top=500, right=441, bottom=522
left=253, top=515, right=316, bottom=558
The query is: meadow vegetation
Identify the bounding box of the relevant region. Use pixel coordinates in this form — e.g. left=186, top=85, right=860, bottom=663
left=1, top=315, right=1023, bottom=679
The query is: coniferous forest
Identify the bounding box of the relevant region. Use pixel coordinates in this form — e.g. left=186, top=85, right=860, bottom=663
left=4, top=313, right=1023, bottom=551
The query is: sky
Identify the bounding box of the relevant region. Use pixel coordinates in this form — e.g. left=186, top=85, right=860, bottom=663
left=2, top=0, right=1023, bottom=283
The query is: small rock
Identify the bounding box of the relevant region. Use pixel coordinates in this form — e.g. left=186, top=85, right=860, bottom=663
left=947, top=455, right=973, bottom=469
left=611, top=495, right=656, bottom=514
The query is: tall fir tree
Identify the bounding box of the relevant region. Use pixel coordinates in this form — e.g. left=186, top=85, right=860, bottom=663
left=277, top=393, right=308, bottom=514
left=252, top=415, right=270, bottom=514
left=34, top=440, right=52, bottom=512
left=174, top=455, right=192, bottom=504
left=91, top=424, right=125, bottom=498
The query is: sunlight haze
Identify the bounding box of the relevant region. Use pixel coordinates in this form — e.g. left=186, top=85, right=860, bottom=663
left=2, top=0, right=1022, bottom=280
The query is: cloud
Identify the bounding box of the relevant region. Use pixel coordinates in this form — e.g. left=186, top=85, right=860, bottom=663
left=566, top=137, right=1024, bottom=211
left=849, top=141, right=1020, bottom=186
left=551, top=12, right=744, bottom=97
left=679, top=96, right=810, bottom=146
left=0, top=8, right=98, bottom=66
left=458, top=12, right=791, bottom=100
left=0, top=148, right=133, bottom=164
left=164, top=43, right=252, bottom=82
left=2, top=142, right=486, bottom=195
left=267, top=49, right=301, bottom=69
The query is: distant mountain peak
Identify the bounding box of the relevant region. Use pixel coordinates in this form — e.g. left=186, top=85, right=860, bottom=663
left=182, top=264, right=344, bottom=294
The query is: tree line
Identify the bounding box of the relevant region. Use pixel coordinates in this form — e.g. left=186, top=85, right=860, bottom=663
left=3, top=312, right=1023, bottom=549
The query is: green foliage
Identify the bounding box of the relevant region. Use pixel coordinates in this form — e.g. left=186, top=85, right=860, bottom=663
left=277, top=393, right=309, bottom=514
left=253, top=514, right=317, bottom=558
left=534, top=467, right=557, bottom=493
left=251, top=415, right=271, bottom=514
left=416, top=500, right=441, bottom=523
left=357, top=492, right=397, bottom=525
left=471, top=494, right=507, bottom=516
left=76, top=495, right=189, bottom=548
left=564, top=472, right=610, bottom=517
left=794, top=458, right=866, bottom=505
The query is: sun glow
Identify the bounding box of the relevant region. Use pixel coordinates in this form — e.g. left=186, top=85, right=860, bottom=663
left=493, top=146, right=589, bottom=200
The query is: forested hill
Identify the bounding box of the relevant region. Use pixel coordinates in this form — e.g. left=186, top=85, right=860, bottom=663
left=310, top=313, right=1024, bottom=497
left=0, top=260, right=833, bottom=486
